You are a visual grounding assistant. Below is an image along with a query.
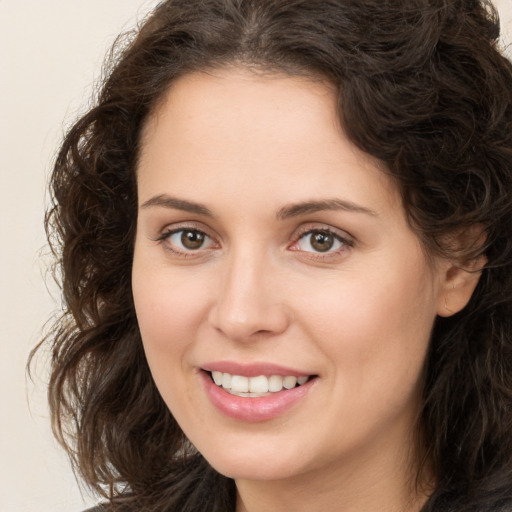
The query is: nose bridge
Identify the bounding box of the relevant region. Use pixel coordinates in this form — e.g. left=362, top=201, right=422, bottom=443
left=209, top=243, right=288, bottom=341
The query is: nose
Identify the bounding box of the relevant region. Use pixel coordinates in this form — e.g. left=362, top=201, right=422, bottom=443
left=208, top=248, right=290, bottom=342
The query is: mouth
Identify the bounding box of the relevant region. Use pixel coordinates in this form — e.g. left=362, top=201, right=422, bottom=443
left=205, top=370, right=316, bottom=398
left=200, top=366, right=318, bottom=421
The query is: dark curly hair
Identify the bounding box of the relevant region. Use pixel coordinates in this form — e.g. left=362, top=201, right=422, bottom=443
left=31, top=0, right=512, bottom=511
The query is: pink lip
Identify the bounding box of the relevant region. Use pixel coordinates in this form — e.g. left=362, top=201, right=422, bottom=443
left=201, top=360, right=312, bottom=378
left=200, top=370, right=316, bottom=422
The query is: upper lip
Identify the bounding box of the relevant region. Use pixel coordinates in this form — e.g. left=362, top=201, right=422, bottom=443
left=201, top=361, right=314, bottom=378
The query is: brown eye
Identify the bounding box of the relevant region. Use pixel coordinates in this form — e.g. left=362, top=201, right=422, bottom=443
left=296, top=229, right=348, bottom=254
left=310, top=232, right=334, bottom=252
left=165, top=229, right=213, bottom=252
left=180, top=230, right=206, bottom=250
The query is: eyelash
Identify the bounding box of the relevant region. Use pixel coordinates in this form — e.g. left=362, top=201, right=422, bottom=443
left=155, top=225, right=217, bottom=257
left=290, top=226, right=354, bottom=260
left=155, top=224, right=354, bottom=260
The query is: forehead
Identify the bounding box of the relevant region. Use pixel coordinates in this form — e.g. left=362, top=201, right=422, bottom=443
left=137, top=67, right=399, bottom=217
left=141, top=68, right=341, bottom=156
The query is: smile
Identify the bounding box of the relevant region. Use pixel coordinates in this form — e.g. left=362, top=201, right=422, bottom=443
left=210, top=371, right=310, bottom=397
left=200, top=367, right=317, bottom=422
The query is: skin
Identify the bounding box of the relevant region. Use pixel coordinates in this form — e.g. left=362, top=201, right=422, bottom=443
left=132, top=68, right=481, bottom=512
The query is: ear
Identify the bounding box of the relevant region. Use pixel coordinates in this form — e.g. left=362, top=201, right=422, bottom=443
left=436, top=255, right=486, bottom=317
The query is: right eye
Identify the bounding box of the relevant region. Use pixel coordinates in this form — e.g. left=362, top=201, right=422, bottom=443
left=162, top=228, right=215, bottom=253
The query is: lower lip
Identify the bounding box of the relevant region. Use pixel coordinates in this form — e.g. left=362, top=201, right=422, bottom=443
left=200, top=371, right=315, bottom=422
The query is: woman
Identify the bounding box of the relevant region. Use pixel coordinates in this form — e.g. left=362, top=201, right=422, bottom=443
left=34, top=0, right=512, bottom=511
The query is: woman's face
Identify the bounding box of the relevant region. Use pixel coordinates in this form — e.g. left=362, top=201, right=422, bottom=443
left=132, top=69, right=449, bottom=484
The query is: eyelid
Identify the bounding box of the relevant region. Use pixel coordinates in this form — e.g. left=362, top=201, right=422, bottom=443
left=292, top=222, right=354, bottom=242
left=288, top=223, right=354, bottom=259
left=151, top=220, right=354, bottom=260
left=154, top=220, right=216, bottom=240
left=154, top=221, right=220, bottom=255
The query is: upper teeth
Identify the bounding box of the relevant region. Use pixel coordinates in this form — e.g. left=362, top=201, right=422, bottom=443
left=211, top=371, right=309, bottom=396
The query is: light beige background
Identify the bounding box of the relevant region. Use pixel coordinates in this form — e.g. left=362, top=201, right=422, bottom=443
left=1, top=1, right=511, bottom=511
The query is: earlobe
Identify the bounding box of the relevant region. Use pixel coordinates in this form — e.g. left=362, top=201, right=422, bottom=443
left=437, top=257, right=486, bottom=317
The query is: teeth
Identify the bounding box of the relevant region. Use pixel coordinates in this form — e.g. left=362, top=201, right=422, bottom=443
left=231, top=375, right=249, bottom=393
left=210, top=371, right=310, bottom=396
left=283, top=376, right=297, bottom=389
left=249, top=375, right=269, bottom=393
left=269, top=375, right=283, bottom=392
left=222, top=372, right=232, bottom=389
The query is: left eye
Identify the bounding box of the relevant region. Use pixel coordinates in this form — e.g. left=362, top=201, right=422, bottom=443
left=296, top=230, right=345, bottom=253
left=167, top=229, right=213, bottom=251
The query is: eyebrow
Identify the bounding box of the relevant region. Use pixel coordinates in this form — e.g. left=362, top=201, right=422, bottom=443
left=276, top=199, right=377, bottom=220
left=140, top=194, right=377, bottom=219
left=140, top=195, right=213, bottom=216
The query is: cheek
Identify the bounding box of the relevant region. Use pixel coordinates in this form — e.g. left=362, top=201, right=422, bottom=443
left=132, top=264, right=210, bottom=366
left=300, top=257, right=437, bottom=385
left=131, top=266, right=213, bottom=425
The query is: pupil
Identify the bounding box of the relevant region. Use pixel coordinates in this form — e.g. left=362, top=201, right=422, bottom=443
left=181, top=230, right=204, bottom=250
left=311, top=232, right=333, bottom=252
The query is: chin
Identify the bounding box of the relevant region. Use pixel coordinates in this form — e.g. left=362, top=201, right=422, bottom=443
left=207, top=456, right=301, bottom=482
left=195, top=436, right=313, bottom=482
